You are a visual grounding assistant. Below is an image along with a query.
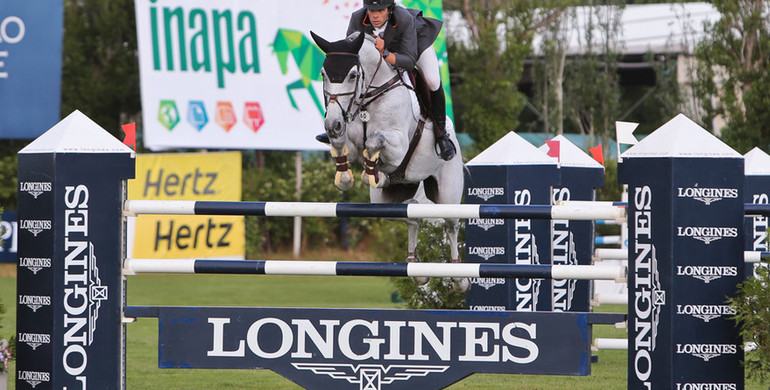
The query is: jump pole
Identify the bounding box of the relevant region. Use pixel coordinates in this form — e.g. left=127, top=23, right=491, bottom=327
left=123, top=258, right=626, bottom=281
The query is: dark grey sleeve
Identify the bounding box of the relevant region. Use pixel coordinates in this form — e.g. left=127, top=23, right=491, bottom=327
left=393, top=15, right=418, bottom=69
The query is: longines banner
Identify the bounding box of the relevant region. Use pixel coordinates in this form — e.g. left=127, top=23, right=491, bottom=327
left=153, top=306, right=606, bottom=389
left=127, top=152, right=245, bottom=259
left=0, top=0, right=62, bottom=139
left=134, top=0, right=452, bottom=151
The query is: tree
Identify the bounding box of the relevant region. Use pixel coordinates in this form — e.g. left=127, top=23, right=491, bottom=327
left=446, top=0, right=564, bottom=153
left=562, top=1, right=624, bottom=151
left=693, top=0, right=770, bottom=153
left=61, top=0, right=141, bottom=137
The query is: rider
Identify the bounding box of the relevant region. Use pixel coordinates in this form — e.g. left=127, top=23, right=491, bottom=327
left=318, top=0, right=456, bottom=161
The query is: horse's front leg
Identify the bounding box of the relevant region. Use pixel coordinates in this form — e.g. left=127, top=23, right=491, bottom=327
left=330, top=144, right=355, bottom=191
left=361, top=131, right=407, bottom=188
left=361, top=133, right=390, bottom=188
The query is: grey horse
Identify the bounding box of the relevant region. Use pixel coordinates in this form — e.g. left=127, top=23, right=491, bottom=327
left=311, top=31, right=467, bottom=291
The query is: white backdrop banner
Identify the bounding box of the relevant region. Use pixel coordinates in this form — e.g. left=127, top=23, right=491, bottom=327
left=135, top=0, right=450, bottom=151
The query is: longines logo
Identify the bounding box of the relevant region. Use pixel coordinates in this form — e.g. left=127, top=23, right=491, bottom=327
left=468, top=246, right=505, bottom=261
left=19, top=181, right=52, bottom=199
left=676, top=226, right=738, bottom=244
left=466, top=187, right=504, bottom=202
left=552, top=225, right=577, bottom=311
left=467, top=218, right=504, bottom=231
left=632, top=186, right=666, bottom=388
left=292, top=363, right=448, bottom=389
left=676, top=383, right=737, bottom=390
left=19, top=257, right=52, bottom=275
left=18, top=332, right=51, bottom=350
left=207, top=317, right=542, bottom=385
left=61, top=184, right=107, bottom=385
left=18, top=295, right=51, bottom=312
left=676, top=343, right=737, bottom=362
left=470, top=277, right=506, bottom=290
left=468, top=305, right=506, bottom=311
left=676, top=304, right=735, bottom=322
left=20, top=219, right=51, bottom=237
left=677, top=187, right=738, bottom=205
left=676, top=265, right=738, bottom=283
left=18, top=370, right=50, bottom=388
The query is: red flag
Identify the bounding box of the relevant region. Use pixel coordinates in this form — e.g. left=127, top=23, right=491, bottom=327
left=122, top=123, right=136, bottom=151
left=544, top=139, right=560, bottom=161
left=589, top=145, right=604, bottom=166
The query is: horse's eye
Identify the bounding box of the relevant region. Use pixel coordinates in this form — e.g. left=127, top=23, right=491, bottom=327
left=349, top=71, right=358, bottom=81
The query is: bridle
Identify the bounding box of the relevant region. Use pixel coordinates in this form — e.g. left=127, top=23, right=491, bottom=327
left=321, top=49, right=405, bottom=128
left=322, top=52, right=366, bottom=124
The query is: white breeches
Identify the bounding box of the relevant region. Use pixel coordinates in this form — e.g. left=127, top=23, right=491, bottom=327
left=416, top=47, right=441, bottom=92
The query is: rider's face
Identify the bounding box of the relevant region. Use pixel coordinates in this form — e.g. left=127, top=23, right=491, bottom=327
left=367, top=8, right=389, bottom=28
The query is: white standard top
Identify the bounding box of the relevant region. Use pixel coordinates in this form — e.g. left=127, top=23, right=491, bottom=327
left=745, top=147, right=770, bottom=176
left=20, top=110, right=136, bottom=156
left=467, top=131, right=557, bottom=166
left=538, top=134, right=604, bottom=169
left=620, top=113, right=741, bottom=159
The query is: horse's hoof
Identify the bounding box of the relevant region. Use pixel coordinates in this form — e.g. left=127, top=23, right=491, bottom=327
left=452, top=277, right=470, bottom=292
left=368, top=173, right=387, bottom=188
left=448, top=258, right=468, bottom=291
left=334, top=170, right=354, bottom=191
left=407, top=253, right=429, bottom=285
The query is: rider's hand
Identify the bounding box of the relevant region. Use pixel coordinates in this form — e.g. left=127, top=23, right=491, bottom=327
left=374, top=36, right=385, bottom=53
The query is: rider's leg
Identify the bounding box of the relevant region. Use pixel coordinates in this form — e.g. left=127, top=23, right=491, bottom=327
left=417, top=48, right=456, bottom=161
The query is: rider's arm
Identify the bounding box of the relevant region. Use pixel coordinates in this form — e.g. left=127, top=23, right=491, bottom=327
left=390, top=8, right=419, bottom=69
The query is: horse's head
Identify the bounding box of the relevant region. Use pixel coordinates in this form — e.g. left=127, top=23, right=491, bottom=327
left=311, top=31, right=366, bottom=141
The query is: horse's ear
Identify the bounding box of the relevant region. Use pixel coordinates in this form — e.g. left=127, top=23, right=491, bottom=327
left=310, top=31, right=331, bottom=54
left=351, top=30, right=365, bottom=52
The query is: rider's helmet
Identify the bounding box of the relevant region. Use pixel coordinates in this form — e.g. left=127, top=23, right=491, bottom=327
left=363, top=0, right=395, bottom=10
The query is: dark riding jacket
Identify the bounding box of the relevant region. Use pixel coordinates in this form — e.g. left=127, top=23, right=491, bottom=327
left=347, top=6, right=442, bottom=70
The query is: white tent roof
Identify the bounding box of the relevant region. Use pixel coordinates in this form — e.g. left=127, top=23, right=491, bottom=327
left=445, top=2, right=720, bottom=56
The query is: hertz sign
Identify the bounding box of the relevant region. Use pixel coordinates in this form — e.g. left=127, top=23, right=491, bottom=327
left=127, top=152, right=245, bottom=259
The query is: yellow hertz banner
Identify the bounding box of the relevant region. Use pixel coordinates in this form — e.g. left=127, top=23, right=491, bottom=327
left=128, top=152, right=244, bottom=259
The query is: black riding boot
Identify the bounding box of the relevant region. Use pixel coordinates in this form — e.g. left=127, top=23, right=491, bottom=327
left=429, top=85, right=456, bottom=161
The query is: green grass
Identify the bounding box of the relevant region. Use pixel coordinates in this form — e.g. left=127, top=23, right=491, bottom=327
left=1, top=268, right=768, bottom=389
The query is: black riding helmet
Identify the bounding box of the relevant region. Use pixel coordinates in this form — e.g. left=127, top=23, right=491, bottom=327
left=363, top=0, right=394, bottom=11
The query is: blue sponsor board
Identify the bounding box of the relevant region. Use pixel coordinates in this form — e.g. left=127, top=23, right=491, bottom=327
left=15, top=112, right=135, bottom=389
left=743, top=148, right=770, bottom=278
left=127, top=306, right=623, bottom=389
left=540, top=136, right=604, bottom=312
left=619, top=115, right=744, bottom=389
left=0, top=1, right=63, bottom=139
left=465, top=133, right=559, bottom=312
left=0, top=209, right=17, bottom=263
left=551, top=166, right=603, bottom=312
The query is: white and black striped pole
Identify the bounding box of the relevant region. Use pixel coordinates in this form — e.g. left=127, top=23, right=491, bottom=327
left=124, top=258, right=627, bottom=282
left=124, top=200, right=627, bottom=221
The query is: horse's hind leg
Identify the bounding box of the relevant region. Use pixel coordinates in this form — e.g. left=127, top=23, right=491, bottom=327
left=445, top=219, right=469, bottom=292
left=405, top=218, right=428, bottom=285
